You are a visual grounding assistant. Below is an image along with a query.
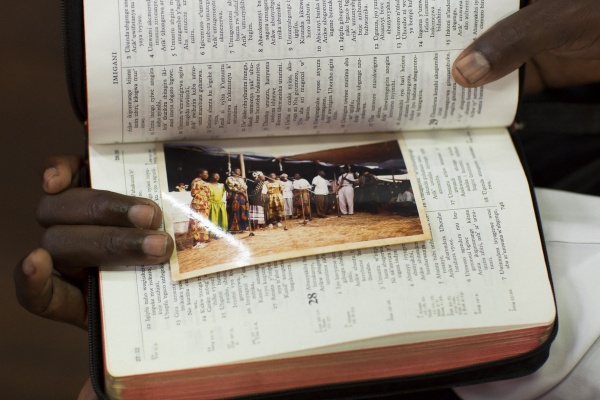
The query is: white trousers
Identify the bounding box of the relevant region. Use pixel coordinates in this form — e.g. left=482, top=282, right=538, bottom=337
left=283, top=197, right=293, bottom=216
left=338, top=186, right=354, bottom=215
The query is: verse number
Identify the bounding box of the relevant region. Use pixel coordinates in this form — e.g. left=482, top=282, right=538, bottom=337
left=307, top=293, right=318, bottom=305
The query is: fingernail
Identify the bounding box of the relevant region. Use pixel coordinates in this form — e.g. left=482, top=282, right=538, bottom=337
left=22, top=252, right=37, bottom=276
left=128, top=205, right=156, bottom=229
left=455, top=51, right=490, bottom=84
left=142, top=234, right=168, bottom=257
left=43, top=167, right=59, bottom=187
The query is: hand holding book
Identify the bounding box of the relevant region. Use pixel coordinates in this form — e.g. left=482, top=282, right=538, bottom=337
left=14, top=155, right=174, bottom=326
left=14, top=155, right=175, bottom=399
left=452, top=0, right=600, bottom=93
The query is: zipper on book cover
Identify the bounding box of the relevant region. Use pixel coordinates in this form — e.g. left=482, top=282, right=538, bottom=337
left=81, top=157, right=106, bottom=398
left=229, top=333, right=558, bottom=400
left=88, top=271, right=109, bottom=400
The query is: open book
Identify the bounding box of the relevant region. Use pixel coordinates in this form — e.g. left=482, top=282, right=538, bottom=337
left=83, top=0, right=556, bottom=398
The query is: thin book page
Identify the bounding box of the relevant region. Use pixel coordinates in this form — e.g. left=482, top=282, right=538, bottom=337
left=158, top=137, right=431, bottom=281
left=90, top=128, right=555, bottom=378
left=83, top=0, right=520, bottom=144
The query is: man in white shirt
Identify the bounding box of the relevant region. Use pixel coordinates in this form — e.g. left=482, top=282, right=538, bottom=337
left=389, top=187, right=417, bottom=216
left=336, top=167, right=355, bottom=215
left=280, top=173, right=294, bottom=217
left=312, top=171, right=330, bottom=218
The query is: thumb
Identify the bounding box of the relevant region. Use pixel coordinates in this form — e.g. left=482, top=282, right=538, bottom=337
left=452, top=1, right=561, bottom=87
left=13, top=248, right=88, bottom=329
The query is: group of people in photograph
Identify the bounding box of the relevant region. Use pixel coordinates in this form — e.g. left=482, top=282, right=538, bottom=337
left=186, top=166, right=418, bottom=249
left=187, top=169, right=232, bottom=249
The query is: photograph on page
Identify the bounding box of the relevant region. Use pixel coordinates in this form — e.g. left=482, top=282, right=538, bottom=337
left=157, top=137, right=431, bottom=280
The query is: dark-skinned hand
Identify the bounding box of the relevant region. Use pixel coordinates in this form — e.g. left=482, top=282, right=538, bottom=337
left=453, top=0, right=600, bottom=94
left=13, top=155, right=174, bottom=400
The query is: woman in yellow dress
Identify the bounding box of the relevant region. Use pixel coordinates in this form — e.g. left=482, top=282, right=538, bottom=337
left=264, top=172, right=286, bottom=228
left=207, top=172, right=228, bottom=235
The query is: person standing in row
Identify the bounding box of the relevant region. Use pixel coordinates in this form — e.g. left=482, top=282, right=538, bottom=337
left=358, top=171, right=379, bottom=214
left=337, top=166, right=355, bottom=215
left=292, top=173, right=312, bottom=221
left=280, top=173, right=294, bottom=218
left=249, top=172, right=266, bottom=231
left=225, top=168, right=249, bottom=233
left=264, top=173, right=286, bottom=228
left=312, top=170, right=329, bottom=218
left=207, top=172, right=228, bottom=235
left=188, top=168, right=211, bottom=249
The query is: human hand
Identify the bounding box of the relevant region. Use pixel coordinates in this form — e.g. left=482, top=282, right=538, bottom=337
left=13, top=156, right=174, bottom=399
left=452, top=0, right=600, bottom=94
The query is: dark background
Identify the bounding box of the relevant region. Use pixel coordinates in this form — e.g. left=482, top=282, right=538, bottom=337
left=0, top=1, right=89, bottom=398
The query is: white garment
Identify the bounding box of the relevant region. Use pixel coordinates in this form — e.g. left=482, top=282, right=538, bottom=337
left=282, top=180, right=294, bottom=216
left=396, top=190, right=415, bottom=203
left=456, top=188, right=600, bottom=400
left=338, top=172, right=355, bottom=187
left=312, top=175, right=329, bottom=195
left=292, top=178, right=310, bottom=190
left=337, top=173, right=355, bottom=214
left=282, top=180, right=293, bottom=199
left=338, top=186, right=354, bottom=214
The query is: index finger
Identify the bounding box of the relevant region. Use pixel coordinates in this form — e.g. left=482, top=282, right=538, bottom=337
left=37, top=188, right=164, bottom=230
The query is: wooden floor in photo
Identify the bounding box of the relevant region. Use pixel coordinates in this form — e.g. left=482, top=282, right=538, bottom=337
left=175, top=211, right=424, bottom=274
